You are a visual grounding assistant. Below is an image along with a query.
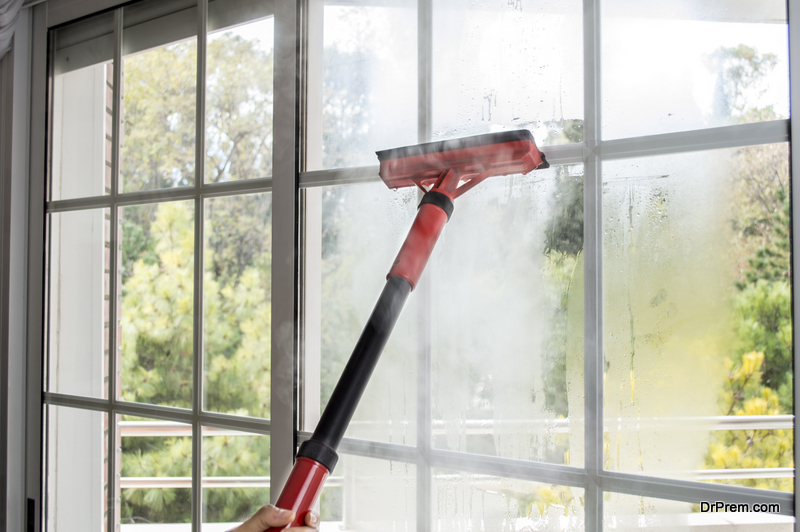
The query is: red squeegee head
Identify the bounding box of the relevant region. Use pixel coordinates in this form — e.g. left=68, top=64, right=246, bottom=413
left=376, top=129, right=548, bottom=195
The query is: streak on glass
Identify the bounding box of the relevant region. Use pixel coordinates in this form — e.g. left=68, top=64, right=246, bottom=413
left=433, top=469, right=585, bottom=531
left=603, top=144, right=792, bottom=491
left=431, top=165, right=585, bottom=465
left=432, top=0, right=583, bottom=145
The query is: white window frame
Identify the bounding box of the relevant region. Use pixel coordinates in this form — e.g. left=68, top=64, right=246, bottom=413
left=0, top=0, right=798, bottom=530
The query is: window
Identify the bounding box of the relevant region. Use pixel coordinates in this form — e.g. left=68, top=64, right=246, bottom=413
left=39, top=0, right=795, bottom=531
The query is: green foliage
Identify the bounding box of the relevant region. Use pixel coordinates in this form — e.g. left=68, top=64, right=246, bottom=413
left=704, top=352, right=793, bottom=491
left=701, top=45, right=792, bottom=492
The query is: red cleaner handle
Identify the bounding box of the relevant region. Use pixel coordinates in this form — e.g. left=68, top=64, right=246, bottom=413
left=264, top=190, right=454, bottom=530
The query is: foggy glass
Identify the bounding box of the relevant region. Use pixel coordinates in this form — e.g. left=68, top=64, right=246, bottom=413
left=432, top=0, right=583, bottom=145
left=319, top=182, right=419, bottom=444
left=433, top=469, right=585, bottom=531
left=431, top=165, right=585, bottom=465
left=319, top=0, right=417, bottom=169
left=603, top=144, right=792, bottom=490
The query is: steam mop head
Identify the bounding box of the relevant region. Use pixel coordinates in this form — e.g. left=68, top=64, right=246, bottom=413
left=376, top=129, right=548, bottom=191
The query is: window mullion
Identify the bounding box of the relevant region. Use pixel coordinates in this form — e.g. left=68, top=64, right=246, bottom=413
left=271, top=0, right=301, bottom=500
left=583, top=0, right=603, bottom=530
left=106, top=8, right=124, bottom=532
left=192, top=0, right=208, bottom=529
left=417, top=0, right=433, bottom=529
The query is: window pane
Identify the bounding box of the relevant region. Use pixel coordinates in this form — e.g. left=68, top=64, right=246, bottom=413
left=119, top=201, right=195, bottom=408
left=602, top=144, right=792, bottom=490
left=316, top=0, right=417, bottom=169
left=205, top=17, right=274, bottom=183
left=317, top=183, right=418, bottom=443
left=601, top=1, right=789, bottom=139
left=320, top=455, right=415, bottom=530
left=432, top=1, right=583, bottom=145
left=47, top=208, right=110, bottom=398
left=119, top=416, right=192, bottom=526
left=604, top=493, right=794, bottom=530
left=203, top=194, right=271, bottom=418
left=121, top=27, right=196, bottom=192
left=431, top=166, right=584, bottom=464
left=45, top=406, right=108, bottom=532
left=202, top=429, right=270, bottom=528
left=433, top=469, right=584, bottom=531
left=51, top=11, right=114, bottom=201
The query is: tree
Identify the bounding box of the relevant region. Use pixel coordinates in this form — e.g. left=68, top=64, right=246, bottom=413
left=701, top=46, right=793, bottom=491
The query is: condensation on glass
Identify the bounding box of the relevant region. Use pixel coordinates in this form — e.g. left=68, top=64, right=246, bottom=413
left=431, top=165, right=585, bottom=465
left=119, top=201, right=195, bottom=408
left=50, top=11, right=115, bottom=201
left=433, top=469, right=584, bottom=531
left=603, top=144, right=792, bottom=491
left=120, top=1, right=198, bottom=192
left=118, top=414, right=192, bottom=525
left=202, top=429, right=270, bottom=525
left=432, top=0, right=583, bottom=145
left=319, top=455, right=416, bottom=529
left=314, top=0, right=417, bottom=169
left=604, top=492, right=795, bottom=530
left=205, top=16, right=274, bottom=183
left=203, top=193, right=272, bottom=418
left=47, top=208, right=111, bottom=398
left=315, top=182, right=418, bottom=444
left=602, top=0, right=789, bottom=139
left=45, top=406, right=109, bottom=532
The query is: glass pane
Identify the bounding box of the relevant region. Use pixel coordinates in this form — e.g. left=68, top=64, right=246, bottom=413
left=433, top=469, right=584, bottom=531
left=205, top=17, right=274, bottom=183
left=320, top=455, right=415, bottom=530
left=202, top=429, right=270, bottom=529
left=603, top=144, right=793, bottom=490
left=602, top=1, right=789, bottom=139
left=119, top=201, right=194, bottom=408
left=121, top=27, right=196, bottom=192
left=431, top=165, right=584, bottom=464
left=47, top=208, right=110, bottom=398
left=316, top=0, right=417, bottom=169
left=432, top=0, right=583, bottom=145
left=317, top=183, right=418, bottom=443
left=45, top=406, right=108, bottom=532
left=119, top=415, right=192, bottom=526
left=51, top=11, right=114, bottom=201
left=204, top=194, right=272, bottom=418
left=604, top=493, right=794, bottom=530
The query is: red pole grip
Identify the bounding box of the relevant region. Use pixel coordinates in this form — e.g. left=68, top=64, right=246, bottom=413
left=265, top=457, right=329, bottom=531
left=387, top=202, right=449, bottom=289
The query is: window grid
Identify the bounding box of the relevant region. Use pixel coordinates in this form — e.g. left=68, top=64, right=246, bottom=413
left=39, top=0, right=797, bottom=531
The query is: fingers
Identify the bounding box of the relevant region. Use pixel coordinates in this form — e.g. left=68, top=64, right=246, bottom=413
left=304, top=511, right=320, bottom=529
left=233, top=504, right=295, bottom=532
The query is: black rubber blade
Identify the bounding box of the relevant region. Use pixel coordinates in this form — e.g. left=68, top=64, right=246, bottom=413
left=376, top=130, right=533, bottom=162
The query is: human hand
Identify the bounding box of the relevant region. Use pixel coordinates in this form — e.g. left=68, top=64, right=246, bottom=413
left=226, top=504, right=320, bottom=532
